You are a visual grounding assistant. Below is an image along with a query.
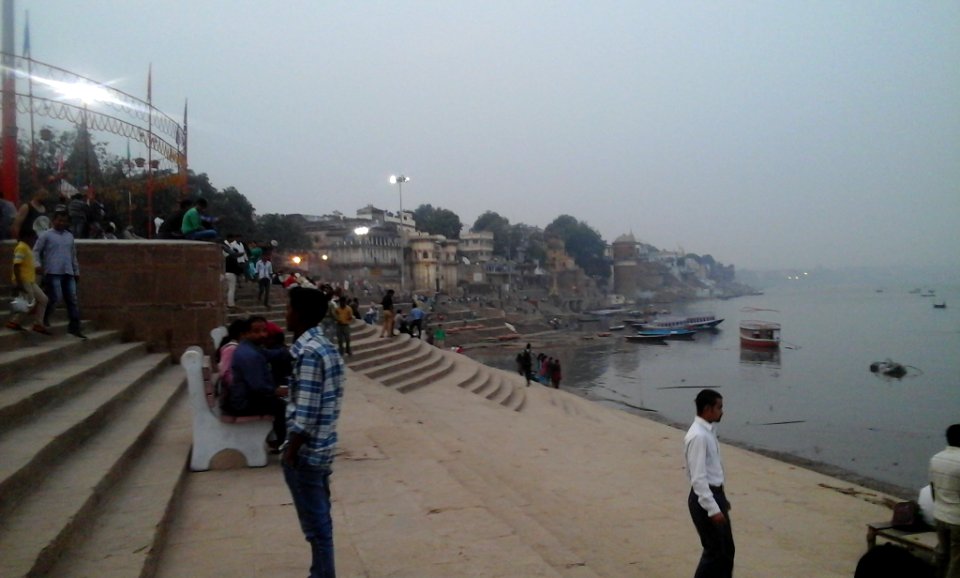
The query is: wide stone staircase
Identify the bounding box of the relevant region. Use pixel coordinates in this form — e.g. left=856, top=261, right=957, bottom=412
left=229, top=281, right=527, bottom=411
left=0, top=308, right=190, bottom=578
left=0, top=279, right=527, bottom=577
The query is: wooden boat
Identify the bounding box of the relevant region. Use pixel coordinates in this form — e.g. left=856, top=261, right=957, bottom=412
left=624, top=334, right=667, bottom=344
left=638, top=314, right=723, bottom=331
left=596, top=332, right=612, bottom=337
left=637, top=328, right=696, bottom=340
left=739, top=320, right=780, bottom=348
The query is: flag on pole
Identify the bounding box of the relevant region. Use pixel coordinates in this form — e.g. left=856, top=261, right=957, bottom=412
left=22, top=11, right=30, bottom=57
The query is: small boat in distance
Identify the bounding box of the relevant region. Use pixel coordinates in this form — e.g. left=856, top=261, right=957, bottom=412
left=934, top=302, right=947, bottom=309
left=624, top=334, right=667, bottom=344
left=740, top=320, right=781, bottom=348
left=637, top=328, right=696, bottom=340
left=638, top=314, right=723, bottom=331
left=608, top=324, right=626, bottom=331
left=921, top=290, right=936, bottom=297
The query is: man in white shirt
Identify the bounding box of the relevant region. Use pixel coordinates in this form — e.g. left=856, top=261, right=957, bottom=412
left=684, top=389, right=734, bottom=578
left=256, top=255, right=274, bottom=308
left=931, top=424, right=960, bottom=578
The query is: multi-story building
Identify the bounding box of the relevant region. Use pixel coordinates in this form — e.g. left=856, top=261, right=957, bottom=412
left=459, top=230, right=494, bottom=264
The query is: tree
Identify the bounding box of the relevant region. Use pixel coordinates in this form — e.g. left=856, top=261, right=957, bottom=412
left=472, top=211, right=512, bottom=257
left=510, top=223, right=547, bottom=264
left=256, top=213, right=312, bottom=249
left=65, top=122, right=105, bottom=188
left=413, top=203, right=463, bottom=239
left=545, top=214, right=609, bottom=279
left=206, top=184, right=257, bottom=238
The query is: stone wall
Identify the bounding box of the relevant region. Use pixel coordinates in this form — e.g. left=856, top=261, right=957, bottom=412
left=2, top=240, right=224, bottom=358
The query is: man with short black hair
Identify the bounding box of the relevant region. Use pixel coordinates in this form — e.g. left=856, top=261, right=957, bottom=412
left=931, top=423, right=960, bottom=578
left=684, top=388, right=734, bottom=578
left=181, top=198, right=217, bottom=240
left=283, top=287, right=345, bottom=578
left=222, top=316, right=288, bottom=446
left=35, top=211, right=85, bottom=339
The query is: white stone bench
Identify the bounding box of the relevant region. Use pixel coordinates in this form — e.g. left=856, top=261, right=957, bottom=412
left=180, top=346, right=273, bottom=471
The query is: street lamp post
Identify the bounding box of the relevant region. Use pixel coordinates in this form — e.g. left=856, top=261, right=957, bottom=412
left=389, top=174, right=410, bottom=293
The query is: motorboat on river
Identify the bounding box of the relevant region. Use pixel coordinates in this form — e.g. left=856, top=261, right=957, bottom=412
left=637, top=314, right=723, bottom=331
left=637, top=328, right=696, bottom=340
left=739, top=320, right=781, bottom=348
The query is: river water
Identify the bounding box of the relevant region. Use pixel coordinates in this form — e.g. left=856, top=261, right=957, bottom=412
left=470, top=282, right=960, bottom=494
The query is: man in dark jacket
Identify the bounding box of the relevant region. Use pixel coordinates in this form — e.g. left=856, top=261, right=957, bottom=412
left=222, top=317, right=290, bottom=446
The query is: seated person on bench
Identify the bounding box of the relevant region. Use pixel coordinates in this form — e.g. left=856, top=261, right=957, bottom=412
left=221, top=317, right=290, bottom=448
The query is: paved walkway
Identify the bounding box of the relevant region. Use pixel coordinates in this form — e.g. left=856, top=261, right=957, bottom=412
left=156, top=362, right=893, bottom=577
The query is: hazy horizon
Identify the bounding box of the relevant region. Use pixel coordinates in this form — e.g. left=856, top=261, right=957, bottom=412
left=13, top=1, right=960, bottom=271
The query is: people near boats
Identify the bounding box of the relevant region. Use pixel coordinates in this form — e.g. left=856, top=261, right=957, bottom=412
left=550, top=359, right=562, bottom=389
left=517, top=343, right=533, bottom=386
left=929, top=423, right=960, bottom=578
left=684, top=388, right=735, bottom=578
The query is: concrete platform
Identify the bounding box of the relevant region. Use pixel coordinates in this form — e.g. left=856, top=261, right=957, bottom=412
left=156, top=360, right=893, bottom=578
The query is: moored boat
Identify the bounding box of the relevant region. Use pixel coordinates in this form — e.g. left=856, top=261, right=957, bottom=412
left=739, top=320, right=781, bottom=348
left=637, top=328, right=696, bottom=340
left=624, top=334, right=667, bottom=344
left=638, top=314, right=723, bottom=331
left=934, top=302, right=947, bottom=309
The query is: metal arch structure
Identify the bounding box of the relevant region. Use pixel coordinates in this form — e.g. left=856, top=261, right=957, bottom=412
left=0, top=50, right=187, bottom=235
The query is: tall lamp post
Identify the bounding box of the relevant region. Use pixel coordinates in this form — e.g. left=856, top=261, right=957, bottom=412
left=389, top=174, right=410, bottom=293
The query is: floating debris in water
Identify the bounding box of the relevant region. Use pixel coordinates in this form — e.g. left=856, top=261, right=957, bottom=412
left=870, top=359, right=907, bottom=379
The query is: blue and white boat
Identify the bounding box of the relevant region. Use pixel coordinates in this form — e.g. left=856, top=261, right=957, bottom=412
left=637, top=314, right=723, bottom=331
left=637, top=328, right=696, bottom=340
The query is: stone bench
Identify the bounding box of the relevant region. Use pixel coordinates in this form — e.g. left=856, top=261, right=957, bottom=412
left=181, top=346, right=274, bottom=471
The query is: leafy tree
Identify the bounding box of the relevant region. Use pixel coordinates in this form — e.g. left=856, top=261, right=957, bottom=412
left=65, top=122, right=105, bottom=188
left=545, top=214, right=609, bottom=279
left=413, top=203, right=463, bottom=239
left=510, top=223, right=546, bottom=264
left=256, top=213, right=312, bottom=249
left=472, top=211, right=512, bottom=257
left=205, top=184, right=257, bottom=238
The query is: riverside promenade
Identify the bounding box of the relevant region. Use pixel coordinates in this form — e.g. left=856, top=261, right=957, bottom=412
left=155, top=355, right=892, bottom=578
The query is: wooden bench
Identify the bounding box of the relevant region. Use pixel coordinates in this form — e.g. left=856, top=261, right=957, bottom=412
left=181, top=346, right=274, bottom=471
left=866, top=521, right=938, bottom=565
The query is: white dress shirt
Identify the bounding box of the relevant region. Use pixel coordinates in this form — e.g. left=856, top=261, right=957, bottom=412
left=684, top=416, right=726, bottom=516
left=930, top=446, right=960, bottom=525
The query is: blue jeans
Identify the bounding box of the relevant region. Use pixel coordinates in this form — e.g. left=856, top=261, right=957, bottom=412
left=283, top=462, right=335, bottom=578
left=43, top=274, right=81, bottom=332
left=184, top=228, right=217, bottom=240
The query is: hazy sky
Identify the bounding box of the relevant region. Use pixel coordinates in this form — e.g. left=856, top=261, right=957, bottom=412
left=15, top=1, right=960, bottom=270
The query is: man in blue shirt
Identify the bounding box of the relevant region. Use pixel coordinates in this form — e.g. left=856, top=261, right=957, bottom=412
left=409, top=303, right=425, bottom=338
left=283, top=287, right=345, bottom=578
left=35, top=211, right=84, bottom=338
left=222, top=317, right=289, bottom=445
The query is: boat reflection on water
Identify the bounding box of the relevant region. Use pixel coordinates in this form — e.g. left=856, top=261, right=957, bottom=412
left=739, top=346, right=781, bottom=366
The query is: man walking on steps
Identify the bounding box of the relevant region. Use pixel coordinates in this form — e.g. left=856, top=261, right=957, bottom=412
left=35, top=210, right=85, bottom=339
left=684, top=388, right=734, bottom=578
